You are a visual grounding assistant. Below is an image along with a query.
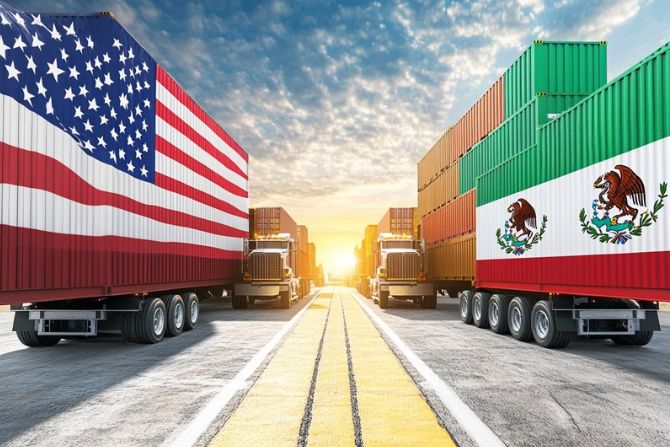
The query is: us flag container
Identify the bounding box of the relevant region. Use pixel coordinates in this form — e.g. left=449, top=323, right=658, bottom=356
left=0, top=3, right=248, bottom=306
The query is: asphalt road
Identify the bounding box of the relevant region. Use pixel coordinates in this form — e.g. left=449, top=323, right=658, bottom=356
left=0, top=289, right=668, bottom=446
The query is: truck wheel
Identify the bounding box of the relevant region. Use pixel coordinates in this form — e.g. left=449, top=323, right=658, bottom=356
left=488, top=294, right=510, bottom=334
left=459, top=290, right=474, bottom=324
left=280, top=291, right=290, bottom=309
left=136, top=298, right=167, bottom=344
left=16, top=330, right=61, bottom=347
left=232, top=295, right=248, bottom=309
left=183, top=293, right=199, bottom=331
left=472, top=292, right=491, bottom=328
left=248, top=297, right=256, bottom=306
left=530, top=300, right=571, bottom=348
left=421, top=294, right=437, bottom=309
left=379, top=291, right=389, bottom=309
left=612, top=331, right=654, bottom=346
left=508, top=296, right=533, bottom=341
left=164, top=294, right=185, bottom=337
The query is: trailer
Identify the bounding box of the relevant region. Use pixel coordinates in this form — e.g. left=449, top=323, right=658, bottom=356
left=0, top=4, right=248, bottom=345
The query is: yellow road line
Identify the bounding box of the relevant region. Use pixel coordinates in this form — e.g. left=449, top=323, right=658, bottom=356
left=343, top=290, right=456, bottom=447
left=308, top=291, right=355, bottom=446
left=208, top=294, right=331, bottom=447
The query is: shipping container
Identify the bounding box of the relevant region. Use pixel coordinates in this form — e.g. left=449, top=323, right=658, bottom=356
left=0, top=6, right=249, bottom=306
left=418, top=163, right=459, bottom=218
left=426, top=233, right=476, bottom=282
left=364, top=225, right=378, bottom=277
left=250, top=207, right=298, bottom=240
left=422, top=190, right=476, bottom=245
left=417, top=131, right=448, bottom=191
left=377, top=208, right=416, bottom=237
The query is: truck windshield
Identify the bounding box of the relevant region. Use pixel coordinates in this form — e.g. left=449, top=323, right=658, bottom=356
left=252, top=240, right=289, bottom=250
left=381, top=240, right=416, bottom=250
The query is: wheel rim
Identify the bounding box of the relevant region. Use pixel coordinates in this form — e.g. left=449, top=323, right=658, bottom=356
left=460, top=297, right=468, bottom=317
left=490, top=300, right=499, bottom=326
left=190, top=299, right=199, bottom=323
left=153, top=307, right=165, bottom=336
left=174, top=302, right=184, bottom=329
left=511, top=306, right=522, bottom=332
left=534, top=308, right=550, bottom=339
left=473, top=297, right=481, bottom=321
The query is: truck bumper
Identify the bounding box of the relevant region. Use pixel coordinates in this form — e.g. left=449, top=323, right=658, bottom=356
left=381, top=283, right=433, bottom=297
left=234, top=282, right=289, bottom=297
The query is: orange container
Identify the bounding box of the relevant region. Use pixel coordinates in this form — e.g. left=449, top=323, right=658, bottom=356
left=421, top=189, right=475, bottom=244
left=417, top=130, right=448, bottom=190
left=417, top=163, right=460, bottom=218
left=426, top=232, right=476, bottom=281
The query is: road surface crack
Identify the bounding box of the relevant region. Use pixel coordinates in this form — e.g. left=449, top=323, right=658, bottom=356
left=549, top=392, right=582, bottom=433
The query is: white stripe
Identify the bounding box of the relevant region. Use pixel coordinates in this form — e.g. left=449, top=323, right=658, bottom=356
left=351, top=290, right=505, bottom=447
left=156, top=82, right=248, bottom=174
left=1, top=184, right=244, bottom=251
left=156, top=116, right=247, bottom=190
left=0, top=93, right=248, bottom=231
left=162, top=291, right=321, bottom=447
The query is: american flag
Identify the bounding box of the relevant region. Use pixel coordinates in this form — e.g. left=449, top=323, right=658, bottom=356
left=0, top=3, right=248, bottom=301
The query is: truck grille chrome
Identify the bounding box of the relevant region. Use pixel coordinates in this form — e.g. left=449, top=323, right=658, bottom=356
left=387, top=252, right=420, bottom=280
left=250, top=252, right=282, bottom=280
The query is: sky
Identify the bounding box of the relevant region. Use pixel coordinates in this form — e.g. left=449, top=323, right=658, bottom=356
left=6, top=0, right=670, bottom=274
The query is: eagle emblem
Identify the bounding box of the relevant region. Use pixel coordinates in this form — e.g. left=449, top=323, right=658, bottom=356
left=496, top=198, right=548, bottom=256
left=579, top=164, right=667, bottom=244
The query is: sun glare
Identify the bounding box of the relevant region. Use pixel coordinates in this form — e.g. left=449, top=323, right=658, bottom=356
left=330, top=252, right=356, bottom=275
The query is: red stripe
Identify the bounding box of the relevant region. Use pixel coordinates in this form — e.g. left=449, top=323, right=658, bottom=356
left=155, top=172, right=247, bottom=219
left=0, top=142, right=248, bottom=239
left=0, top=225, right=241, bottom=304
left=476, top=251, right=670, bottom=302
left=156, top=65, right=249, bottom=163
left=156, top=135, right=247, bottom=198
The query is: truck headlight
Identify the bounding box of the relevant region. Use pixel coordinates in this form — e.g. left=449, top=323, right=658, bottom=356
left=243, top=271, right=251, bottom=280
left=418, top=271, right=426, bottom=281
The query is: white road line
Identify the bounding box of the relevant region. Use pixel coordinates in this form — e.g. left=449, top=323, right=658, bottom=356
left=351, top=290, right=506, bottom=447
left=162, top=292, right=321, bottom=447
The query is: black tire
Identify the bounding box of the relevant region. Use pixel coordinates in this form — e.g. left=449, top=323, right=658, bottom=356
left=459, top=290, right=474, bottom=324
left=164, top=294, right=185, bottom=337
left=183, top=293, right=199, bottom=331
left=530, top=300, right=571, bottom=348
left=508, top=296, right=533, bottom=341
left=472, top=292, right=491, bottom=328
left=16, top=330, right=61, bottom=347
left=120, top=311, right=138, bottom=342
left=488, top=294, right=511, bottom=334
left=612, top=331, right=654, bottom=346
left=248, top=297, right=256, bottom=306
left=379, top=291, right=389, bottom=309
left=232, top=295, right=248, bottom=309
left=134, top=298, right=167, bottom=344
left=279, top=291, right=290, bottom=309
left=421, top=294, right=437, bottom=309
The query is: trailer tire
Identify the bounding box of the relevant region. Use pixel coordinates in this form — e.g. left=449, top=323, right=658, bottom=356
left=612, top=331, right=654, bottom=346
left=248, top=297, right=256, bottom=306
left=459, top=290, right=474, bottom=324
left=121, top=311, right=138, bottom=342
left=164, top=294, right=185, bottom=337
left=16, top=330, right=61, bottom=347
left=421, top=294, right=437, bottom=309
left=183, top=293, right=199, bottom=331
left=531, top=300, right=571, bottom=348
left=472, top=292, right=491, bottom=328
left=379, top=291, right=389, bottom=309
left=508, top=296, right=533, bottom=341
left=488, top=294, right=510, bottom=334
left=134, top=298, right=167, bottom=344
left=279, top=291, right=290, bottom=309
left=232, top=295, right=248, bottom=309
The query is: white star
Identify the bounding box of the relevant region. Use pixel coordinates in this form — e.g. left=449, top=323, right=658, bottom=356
left=46, top=58, right=64, bottom=82
left=142, top=121, right=148, bottom=131
left=127, top=135, right=134, bottom=146
left=88, top=98, right=99, bottom=111
left=69, top=126, right=79, bottom=136
left=22, top=86, right=35, bottom=105
left=13, top=13, right=27, bottom=29
left=100, top=114, right=109, bottom=125
left=35, top=78, right=47, bottom=97
left=64, top=87, right=75, bottom=101
left=119, top=93, right=129, bottom=109
left=31, top=32, right=44, bottom=50
left=134, top=66, right=140, bottom=76
left=30, top=14, right=44, bottom=27
left=49, top=24, right=62, bottom=41
left=135, top=105, right=142, bottom=117
left=119, top=148, right=126, bottom=159
left=83, top=119, right=93, bottom=132
left=13, top=36, right=27, bottom=51
left=110, top=128, right=118, bottom=141
left=46, top=98, right=54, bottom=115
left=95, top=77, right=103, bottom=89
left=143, top=80, right=149, bottom=89
left=118, top=68, right=126, bottom=81
left=0, top=13, right=9, bottom=26
left=127, top=84, right=133, bottom=95
left=60, top=47, right=68, bottom=62
left=112, top=38, right=123, bottom=50
left=109, top=150, right=117, bottom=163
left=25, top=55, right=36, bottom=73
left=83, top=140, right=94, bottom=151
left=85, top=60, right=94, bottom=73
left=74, top=38, right=84, bottom=53
left=126, top=160, right=135, bottom=172
left=103, top=93, right=111, bottom=106
left=135, top=148, right=142, bottom=159
left=128, top=114, right=135, bottom=124
left=140, top=165, right=148, bottom=177
left=69, top=65, right=80, bottom=80
left=0, top=36, right=9, bottom=59
left=63, top=22, right=76, bottom=36
left=5, top=61, right=20, bottom=81
left=128, top=47, right=135, bottom=59
left=134, top=129, right=141, bottom=139
left=118, top=122, right=126, bottom=134
left=142, top=62, right=149, bottom=72
left=110, top=108, right=118, bottom=119
left=94, top=56, right=102, bottom=69
left=73, top=106, right=83, bottom=119
left=86, top=35, right=94, bottom=49
left=103, top=52, right=111, bottom=63
left=104, top=72, right=113, bottom=85
left=129, top=67, right=136, bottom=79
left=135, top=81, right=142, bottom=93
left=143, top=99, right=150, bottom=109
left=97, top=136, right=107, bottom=148
left=142, top=142, right=149, bottom=153
left=119, top=52, right=127, bottom=64
left=78, top=84, right=89, bottom=97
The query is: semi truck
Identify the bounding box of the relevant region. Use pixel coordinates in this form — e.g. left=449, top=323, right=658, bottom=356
left=0, top=4, right=248, bottom=346
left=370, top=234, right=436, bottom=309
left=233, top=234, right=300, bottom=309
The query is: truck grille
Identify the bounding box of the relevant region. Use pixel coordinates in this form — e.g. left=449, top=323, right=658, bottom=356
left=250, top=252, right=282, bottom=280
left=387, top=252, right=420, bottom=280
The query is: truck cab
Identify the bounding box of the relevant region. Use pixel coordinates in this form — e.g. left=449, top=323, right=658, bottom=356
left=233, top=234, right=300, bottom=309
left=370, top=233, right=436, bottom=309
